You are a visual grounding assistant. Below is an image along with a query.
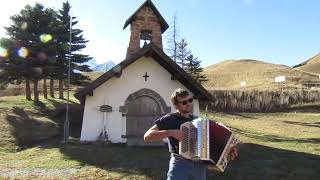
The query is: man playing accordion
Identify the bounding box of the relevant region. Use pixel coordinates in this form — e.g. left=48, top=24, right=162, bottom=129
left=144, top=88, right=238, bottom=180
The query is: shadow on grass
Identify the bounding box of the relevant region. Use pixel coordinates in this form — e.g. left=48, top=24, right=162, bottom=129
left=37, top=141, right=320, bottom=180
left=210, top=143, right=320, bottom=180
left=284, top=104, right=320, bottom=113
left=31, top=99, right=80, bottom=121
left=283, top=120, right=320, bottom=128
left=231, top=126, right=320, bottom=144
left=4, top=104, right=320, bottom=179
left=225, top=112, right=258, bottom=119
left=56, top=142, right=170, bottom=179
left=5, top=107, right=60, bottom=150
left=31, top=99, right=83, bottom=138
left=4, top=99, right=83, bottom=151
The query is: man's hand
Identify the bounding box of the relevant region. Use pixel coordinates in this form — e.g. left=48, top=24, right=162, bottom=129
left=229, top=146, right=238, bottom=161
left=169, top=130, right=186, bottom=141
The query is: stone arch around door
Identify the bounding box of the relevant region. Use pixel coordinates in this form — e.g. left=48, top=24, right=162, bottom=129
left=119, top=88, right=171, bottom=146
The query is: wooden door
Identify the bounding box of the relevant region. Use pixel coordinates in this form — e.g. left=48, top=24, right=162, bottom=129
left=126, top=95, right=164, bottom=146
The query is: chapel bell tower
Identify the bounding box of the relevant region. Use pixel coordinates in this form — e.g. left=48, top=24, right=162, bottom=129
left=123, top=0, right=169, bottom=58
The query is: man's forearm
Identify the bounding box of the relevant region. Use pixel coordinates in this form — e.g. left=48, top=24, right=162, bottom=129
left=144, top=129, right=173, bottom=142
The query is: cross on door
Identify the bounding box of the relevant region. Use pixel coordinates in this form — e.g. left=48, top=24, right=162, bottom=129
left=143, top=72, right=150, bottom=81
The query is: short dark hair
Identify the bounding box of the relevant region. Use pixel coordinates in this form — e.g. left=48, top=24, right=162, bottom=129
left=171, top=88, right=189, bottom=105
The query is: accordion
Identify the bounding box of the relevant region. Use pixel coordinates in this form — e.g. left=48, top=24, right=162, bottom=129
left=179, top=117, right=239, bottom=172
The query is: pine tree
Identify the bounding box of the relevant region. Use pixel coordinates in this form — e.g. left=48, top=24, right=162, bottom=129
left=176, top=38, right=191, bottom=70
left=185, top=54, right=208, bottom=84
left=1, top=3, right=57, bottom=102
left=55, top=2, right=92, bottom=99
left=39, top=9, right=59, bottom=100
left=0, top=38, right=29, bottom=97
left=1, top=2, right=92, bottom=101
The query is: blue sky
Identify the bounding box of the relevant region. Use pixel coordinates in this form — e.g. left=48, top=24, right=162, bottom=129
left=0, top=0, right=319, bottom=68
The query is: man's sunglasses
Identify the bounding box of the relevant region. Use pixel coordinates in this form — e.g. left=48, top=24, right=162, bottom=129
left=177, top=97, right=193, bottom=105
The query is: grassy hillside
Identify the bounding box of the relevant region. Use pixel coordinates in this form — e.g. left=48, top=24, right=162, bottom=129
left=294, top=53, right=320, bottom=74
left=0, top=95, right=81, bottom=152
left=3, top=59, right=319, bottom=97
left=81, top=72, right=104, bottom=81
left=203, top=59, right=320, bottom=90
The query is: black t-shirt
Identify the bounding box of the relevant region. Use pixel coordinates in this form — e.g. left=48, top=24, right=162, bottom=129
left=154, top=112, right=198, bottom=154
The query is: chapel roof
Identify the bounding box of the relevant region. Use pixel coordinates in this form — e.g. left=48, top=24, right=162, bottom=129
left=74, top=43, right=213, bottom=105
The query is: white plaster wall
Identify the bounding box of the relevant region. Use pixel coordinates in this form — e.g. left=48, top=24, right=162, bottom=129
left=80, top=56, right=200, bottom=142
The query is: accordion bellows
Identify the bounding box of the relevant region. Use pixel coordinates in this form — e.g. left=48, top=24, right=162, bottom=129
left=179, top=118, right=239, bottom=172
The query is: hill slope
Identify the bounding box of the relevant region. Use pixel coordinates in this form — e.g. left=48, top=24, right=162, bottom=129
left=293, top=53, right=320, bottom=74
left=203, top=59, right=319, bottom=90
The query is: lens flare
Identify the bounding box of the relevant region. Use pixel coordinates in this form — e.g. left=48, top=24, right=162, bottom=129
left=17, top=47, right=29, bottom=58
left=20, top=22, right=28, bottom=30
left=0, top=47, right=9, bottom=58
left=40, top=34, right=53, bottom=43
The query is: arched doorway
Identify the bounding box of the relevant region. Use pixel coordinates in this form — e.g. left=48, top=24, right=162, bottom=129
left=120, top=88, right=171, bottom=146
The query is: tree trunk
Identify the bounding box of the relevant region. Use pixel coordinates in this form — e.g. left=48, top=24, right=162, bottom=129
left=33, top=79, right=39, bottom=102
left=43, top=78, right=48, bottom=99
left=59, top=79, right=64, bottom=99
left=50, top=78, right=54, bottom=98
left=25, top=78, right=31, bottom=101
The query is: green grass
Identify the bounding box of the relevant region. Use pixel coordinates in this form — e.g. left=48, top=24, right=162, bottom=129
left=0, top=96, right=319, bottom=180
left=0, top=141, right=169, bottom=179
left=203, top=112, right=320, bottom=180
left=205, top=112, right=320, bottom=155
left=0, top=95, right=80, bottom=152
